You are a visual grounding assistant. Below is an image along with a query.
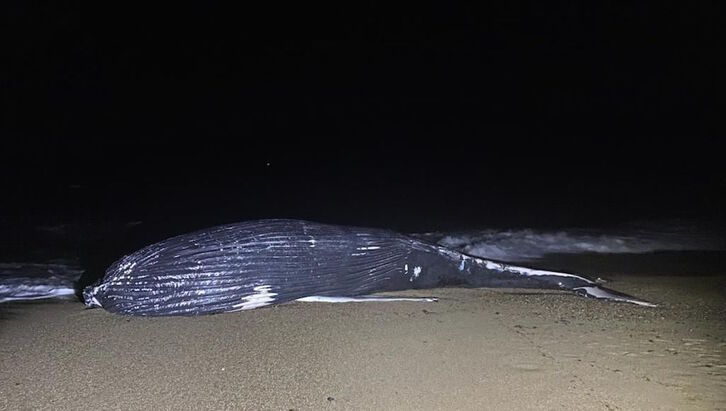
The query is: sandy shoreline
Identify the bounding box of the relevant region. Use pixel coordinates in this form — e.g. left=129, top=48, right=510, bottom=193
left=1, top=273, right=724, bottom=410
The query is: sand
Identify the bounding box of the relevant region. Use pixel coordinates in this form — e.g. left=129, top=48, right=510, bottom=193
left=1, top=271, right=724, bottom=410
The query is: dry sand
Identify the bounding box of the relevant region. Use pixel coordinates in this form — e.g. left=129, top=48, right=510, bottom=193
left=1, top=268, right=724, bottom=410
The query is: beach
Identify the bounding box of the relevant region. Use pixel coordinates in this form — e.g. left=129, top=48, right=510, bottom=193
left=1, top=270, right=724, bottom=410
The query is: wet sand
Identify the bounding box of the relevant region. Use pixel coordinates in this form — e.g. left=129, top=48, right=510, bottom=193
left=1, top=272, right=724, bottom=410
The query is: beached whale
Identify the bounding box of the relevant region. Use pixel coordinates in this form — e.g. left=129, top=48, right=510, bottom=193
left=82, top=219, right=656, bottom=315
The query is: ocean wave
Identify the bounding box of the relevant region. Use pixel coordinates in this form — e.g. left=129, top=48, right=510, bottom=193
left=429, top=221, right=725, bottom=262
left=0, top=262, right=83, bottom=303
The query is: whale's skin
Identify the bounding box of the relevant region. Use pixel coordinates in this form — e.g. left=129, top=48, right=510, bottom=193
left=82, top=219, right=655, bottom=316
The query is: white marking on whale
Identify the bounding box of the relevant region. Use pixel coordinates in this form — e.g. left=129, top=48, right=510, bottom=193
left=231, top=285, right=278, bottom=310
left=481, top=260, right=594, bottom=282
left=410, top=266, right=422, bottom=281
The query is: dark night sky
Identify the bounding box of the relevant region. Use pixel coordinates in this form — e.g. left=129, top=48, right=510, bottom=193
left=2, top=2, right=723, bottom=233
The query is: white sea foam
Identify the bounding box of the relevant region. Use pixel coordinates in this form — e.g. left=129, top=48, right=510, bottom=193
left=0, top=262, right=83, bottom=303
left=430, top=221, right=724, bottom=262
left=0, top=285, right=76, bottom=303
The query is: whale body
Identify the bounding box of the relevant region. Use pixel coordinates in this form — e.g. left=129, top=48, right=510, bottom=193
left=83, top=219, right=655, bottom=316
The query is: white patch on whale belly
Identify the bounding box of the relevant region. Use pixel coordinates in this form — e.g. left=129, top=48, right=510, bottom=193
left=357, top=246, right=381, bottom=250
left=231, top=285, right=278, bottom=310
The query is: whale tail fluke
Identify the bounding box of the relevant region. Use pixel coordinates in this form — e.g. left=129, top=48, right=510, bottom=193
left=459, top=255, right=658, bottom=307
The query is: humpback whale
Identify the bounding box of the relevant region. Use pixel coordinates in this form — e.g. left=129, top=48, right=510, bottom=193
left=82, top=219, right=656, bottom=316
